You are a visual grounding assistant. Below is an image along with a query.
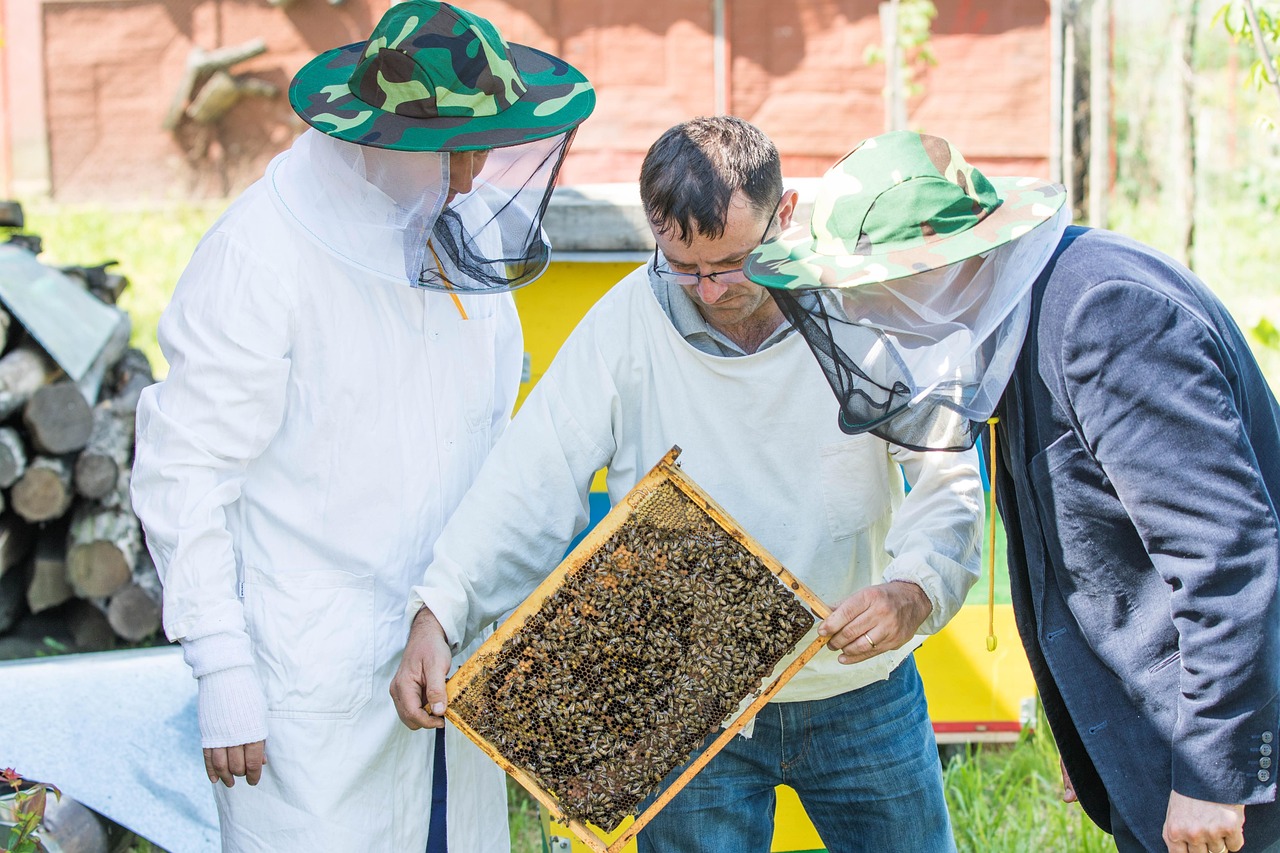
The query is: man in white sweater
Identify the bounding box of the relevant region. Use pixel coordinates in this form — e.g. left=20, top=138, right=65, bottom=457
left=391, top=117, right=983, bottom=852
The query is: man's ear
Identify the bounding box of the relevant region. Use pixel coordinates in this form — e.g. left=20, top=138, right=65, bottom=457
left=777, top=189, right=800, bottom=230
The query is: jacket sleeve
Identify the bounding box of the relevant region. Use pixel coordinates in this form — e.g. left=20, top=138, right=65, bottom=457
left=1061, top=279, right=1280, bottom=806
left=410, top=314, right=618, bottom=650
left=881, top=443, right=985, bottom=634
left=131, top=231, right=294, bottom=746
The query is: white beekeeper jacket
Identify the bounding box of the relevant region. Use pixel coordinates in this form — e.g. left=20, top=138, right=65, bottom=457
left=131, top=142, right=519, bottom=852
left=413, top=265, right=984, bottom=707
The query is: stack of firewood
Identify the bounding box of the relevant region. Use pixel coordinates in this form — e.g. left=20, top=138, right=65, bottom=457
left=0, top=240, right=161, bottom=657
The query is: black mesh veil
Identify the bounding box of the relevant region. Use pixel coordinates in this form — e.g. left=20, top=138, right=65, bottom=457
left=419, top=130, right=575, bottom=294
left=772, top=289, right=981, bottom=452
left=766, top=203, right=1071, bottom=452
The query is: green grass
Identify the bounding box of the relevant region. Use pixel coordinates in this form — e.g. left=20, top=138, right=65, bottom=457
left=509, top=777, right=544, bottom=853
left=943, top=717, right=1117, bottom=853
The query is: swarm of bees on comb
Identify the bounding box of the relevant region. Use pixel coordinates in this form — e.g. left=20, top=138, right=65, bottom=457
left=448, top=473, right=817, bottom=832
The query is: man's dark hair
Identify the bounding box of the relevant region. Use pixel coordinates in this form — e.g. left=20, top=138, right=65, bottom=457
left=639, top=116, right=783, bottom=245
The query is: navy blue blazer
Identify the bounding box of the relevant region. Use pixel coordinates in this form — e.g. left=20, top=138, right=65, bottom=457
left=993, top=227, right=1280, bottom=851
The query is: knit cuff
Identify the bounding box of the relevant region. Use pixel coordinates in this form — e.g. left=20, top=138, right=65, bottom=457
left=182, top=631, right=255, bottom=678
left=196, top=665, right=269, bottom=749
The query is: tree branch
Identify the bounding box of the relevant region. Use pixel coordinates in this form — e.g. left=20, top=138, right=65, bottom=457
left=1241, top=0, right=1280, bottom=107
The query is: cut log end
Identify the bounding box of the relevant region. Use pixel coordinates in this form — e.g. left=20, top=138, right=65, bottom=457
left=12, top=459, right=74, bottom=523
left=74, top=455, right=119, bottom=501
left=107, top=584, right=162, bottom=642
left=24, top=381, right=94, bottom=455
left=64, top=599, right=116, bottom=652
left=67, top=541, right=132, bottom=599
left=27, top=558, right=72, bottom=615
left=0, top=426, right=27, bottom=488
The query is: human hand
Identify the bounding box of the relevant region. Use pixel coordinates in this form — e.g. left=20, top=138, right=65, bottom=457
left=817, top=580, right=932, bottom=664
left=1162, top=789, right=1245, bottom=853
left=204, top=740, right=266, bottom=787
left=390, top=607, right=453, bottom=730
left=1060, top=756, right=1077, bottom=803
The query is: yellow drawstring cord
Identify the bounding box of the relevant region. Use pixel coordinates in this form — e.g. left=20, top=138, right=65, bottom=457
left=427, top=239, right=469, bottom=320
left=986, top=416, right=999, bottom=652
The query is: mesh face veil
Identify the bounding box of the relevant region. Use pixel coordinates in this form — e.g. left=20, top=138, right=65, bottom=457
left=421, top=130, right=574, bottom=293
left=267, top=128, right=573, bottom=293
left=770, top=203, right=1071, bottom=451
left=268, top=129, right=446, bottom=285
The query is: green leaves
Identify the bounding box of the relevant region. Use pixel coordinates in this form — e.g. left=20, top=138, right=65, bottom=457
left=1215, top=1, right=1279, bottom=41
left=1215, top=1, right=1280, bottom=128
left=0, top=770, right=61, bottom=853
left=1252, top=316, right=1280, bottom=349
left=864, top=0, right=939, bottom=99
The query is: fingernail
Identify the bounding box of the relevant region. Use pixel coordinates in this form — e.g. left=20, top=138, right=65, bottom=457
left=432, top=702, right=445, bottom=715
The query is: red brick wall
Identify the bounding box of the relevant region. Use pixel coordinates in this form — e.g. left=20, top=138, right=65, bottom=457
left=7, top=0, right=384, bottom=201
left=437, top=0, right=1052, bottom=185
left=1, top=0, right=1051, bottom=202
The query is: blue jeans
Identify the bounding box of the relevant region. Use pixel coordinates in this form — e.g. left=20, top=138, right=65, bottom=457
left=426, top=727, right=447, bottom=853
left=637, top=656, right=955, bottom=853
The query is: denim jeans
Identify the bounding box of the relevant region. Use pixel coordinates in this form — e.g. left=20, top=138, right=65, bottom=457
left=426, top=727, right=447, bottom=853
left=637, top=655, right=955, bottom=853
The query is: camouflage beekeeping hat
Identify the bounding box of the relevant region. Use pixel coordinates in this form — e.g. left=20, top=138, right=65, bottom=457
left=289, top=0, right=595, bottom=152
left=745, top=130, right=1067, bottom=289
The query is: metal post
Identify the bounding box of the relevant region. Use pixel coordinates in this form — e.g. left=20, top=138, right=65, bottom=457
left=713, top=0, right=727, bottom=115
left=1050, top=0, right=1063, bottom=184
left=1062, top=0, right=1077, bottom=218
left=1088, top=0, right=1111, bottom=228
left=880, top=0, right=905, bottom=132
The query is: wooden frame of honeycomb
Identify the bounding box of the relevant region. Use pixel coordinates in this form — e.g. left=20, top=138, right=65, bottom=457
left=445, top=446, right=832, bottom=853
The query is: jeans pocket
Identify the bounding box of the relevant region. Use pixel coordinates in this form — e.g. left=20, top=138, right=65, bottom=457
left=243, top=564, right=375, bottom=718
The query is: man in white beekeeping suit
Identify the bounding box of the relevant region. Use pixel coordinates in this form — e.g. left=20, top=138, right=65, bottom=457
left=130, top=2, right=593, bottom=850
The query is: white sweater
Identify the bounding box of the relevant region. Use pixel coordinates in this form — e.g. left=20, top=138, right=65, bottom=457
left=413, top=265, right=983, bottom=702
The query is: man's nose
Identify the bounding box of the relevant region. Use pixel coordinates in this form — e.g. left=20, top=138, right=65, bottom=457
left=695, top=276, right=730, bottom=303
left=451, top=171, right=476, bottom=197
left=448, top=152, right=483, bottom=198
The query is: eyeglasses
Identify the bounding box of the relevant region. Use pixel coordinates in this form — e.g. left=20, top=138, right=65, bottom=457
left=651, top=195, right=784, bottom=288
left=651, top=254, right=750, bottom=287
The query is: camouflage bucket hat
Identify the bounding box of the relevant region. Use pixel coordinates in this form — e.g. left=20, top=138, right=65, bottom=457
left=745, top=130, right=1067, bottom=290
left=289, top=0, right=595, bottom=152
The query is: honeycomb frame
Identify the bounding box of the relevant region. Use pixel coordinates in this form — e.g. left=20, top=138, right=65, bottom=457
left=445, top=446, right=832, bottom=853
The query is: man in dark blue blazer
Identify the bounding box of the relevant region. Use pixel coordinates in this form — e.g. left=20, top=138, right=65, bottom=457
left=745, top=130, right=1280, bottom=853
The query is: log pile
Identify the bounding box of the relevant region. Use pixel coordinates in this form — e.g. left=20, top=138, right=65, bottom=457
left=0, top=229, right=161, bottom=658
